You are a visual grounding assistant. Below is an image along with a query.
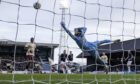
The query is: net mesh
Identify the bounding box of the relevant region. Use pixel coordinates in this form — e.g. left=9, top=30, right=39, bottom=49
left=0, top=0, right=140, bottom=84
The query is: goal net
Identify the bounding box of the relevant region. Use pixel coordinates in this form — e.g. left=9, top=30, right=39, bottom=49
left=0, top=0, right=140, bottom=84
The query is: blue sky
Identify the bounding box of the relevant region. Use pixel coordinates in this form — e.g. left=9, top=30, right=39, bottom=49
left=0, top=0, right=140, bottom=64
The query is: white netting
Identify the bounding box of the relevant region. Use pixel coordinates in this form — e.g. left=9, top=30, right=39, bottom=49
left=0, top=0, right=140, bottom=84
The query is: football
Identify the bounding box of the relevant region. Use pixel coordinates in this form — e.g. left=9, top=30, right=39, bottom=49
left=33, top=2, right=41, bottom=9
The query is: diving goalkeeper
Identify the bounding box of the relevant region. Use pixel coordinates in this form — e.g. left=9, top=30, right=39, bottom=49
left=61, top=22, right=120, bottom=73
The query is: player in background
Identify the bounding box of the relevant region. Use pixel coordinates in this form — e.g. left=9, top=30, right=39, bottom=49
left=125, top=50, right=134, bottom=73
left=100, top=52, right=108, bottom=74
left=25, top=37, right=36, bottom=72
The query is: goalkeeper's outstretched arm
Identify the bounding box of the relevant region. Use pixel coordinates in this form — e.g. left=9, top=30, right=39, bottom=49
left=60, top=22, right=76, bottom=40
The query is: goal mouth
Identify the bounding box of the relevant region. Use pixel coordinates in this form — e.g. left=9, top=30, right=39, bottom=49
left=0, top=0, right=139, bottom=84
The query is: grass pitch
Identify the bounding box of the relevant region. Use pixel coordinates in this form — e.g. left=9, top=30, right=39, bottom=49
left=0, top=73, right=140, bottom=84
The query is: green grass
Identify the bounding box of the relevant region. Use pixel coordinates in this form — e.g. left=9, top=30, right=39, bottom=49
left=0, top=73, right=140, bottom=84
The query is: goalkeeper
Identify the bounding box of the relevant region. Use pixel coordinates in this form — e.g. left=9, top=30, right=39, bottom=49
left=61, top=22, right=120, bottom=72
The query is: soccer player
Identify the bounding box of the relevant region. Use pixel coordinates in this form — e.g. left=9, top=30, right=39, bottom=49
left=60, top=22, right=120, bottom=73
left=101, top=52, right=108, bottom=74
left=59, top=50, right=67, bottom=73
left=25, top=37, right=36, bottom=71
left=125, top=50, right=134, bottom=73
left=67, top=51, right=73, bottom=62
left=67, top=51, right=74, bottom=74
left=100, top=52, right=108, bottom=65
left=60, top=50, right=67, bottom=63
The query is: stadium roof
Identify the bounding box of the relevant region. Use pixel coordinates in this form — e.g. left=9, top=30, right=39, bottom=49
left=77, top=38, right=140, bottom=58
left=0, top=39, right=59, bottom=48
